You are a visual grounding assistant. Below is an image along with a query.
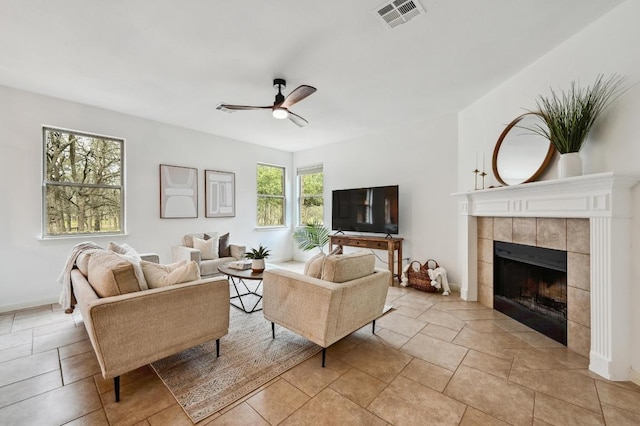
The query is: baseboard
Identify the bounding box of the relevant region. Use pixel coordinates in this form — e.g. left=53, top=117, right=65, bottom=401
left=0, top=297, right=59, bottom=314
left=630, top=368, right=640, bottom=387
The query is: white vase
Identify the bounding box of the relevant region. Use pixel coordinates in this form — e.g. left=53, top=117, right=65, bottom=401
left=558, top=152, right=582, bottom=179
left=251, top=258, right=265, bottom=273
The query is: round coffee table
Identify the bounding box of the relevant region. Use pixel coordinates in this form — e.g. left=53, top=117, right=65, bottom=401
left=218, top=264, right=271, bottom=313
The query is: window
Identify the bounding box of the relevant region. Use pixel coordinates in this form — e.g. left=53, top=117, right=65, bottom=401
left=297, top=164, right=323, bottom=225
left=256, top=163, right=285, bottom=227
left=43, top=127, right=124, bottom=237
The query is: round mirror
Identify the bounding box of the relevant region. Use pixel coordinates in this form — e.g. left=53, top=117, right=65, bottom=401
left=492, top=113, right=555, bottom=186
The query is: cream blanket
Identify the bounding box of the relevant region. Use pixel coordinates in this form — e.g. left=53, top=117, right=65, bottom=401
left=428, top=266, right=451, bottom=296
left=57, top=242, right=102, bottom=312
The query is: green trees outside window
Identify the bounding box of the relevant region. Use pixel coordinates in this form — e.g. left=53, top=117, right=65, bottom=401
left=43, top=127, right=124, bottom=237
left=298, top=170, right=323, bottom=225
left=257, top=163, right=285, bottom=227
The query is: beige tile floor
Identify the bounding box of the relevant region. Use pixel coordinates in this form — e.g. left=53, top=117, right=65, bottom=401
left=1, top=270, right=639, bottom=425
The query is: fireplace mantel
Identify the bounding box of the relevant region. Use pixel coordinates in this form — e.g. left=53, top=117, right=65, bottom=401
left=455, top=172, right=638, bottom=218
left=453, top=172, right=639, bottom=381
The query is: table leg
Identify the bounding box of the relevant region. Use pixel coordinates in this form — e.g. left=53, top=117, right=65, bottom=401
left=388, top=241, right=394, bottom=286
left=397, top=243, right=403, bottom=284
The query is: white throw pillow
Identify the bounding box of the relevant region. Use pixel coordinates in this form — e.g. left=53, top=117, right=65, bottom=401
left=107, top=242, right=149, bottom=290
left=140, top=260, right=201, bottom=288
left=303, top=252, right=325, bottom=278
left=194, top=235, right=219, bottom=260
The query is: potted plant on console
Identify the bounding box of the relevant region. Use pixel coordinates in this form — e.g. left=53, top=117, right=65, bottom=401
left=245, top=244, right=271, bottom=273
left=526, top=74, right=628, bottom=179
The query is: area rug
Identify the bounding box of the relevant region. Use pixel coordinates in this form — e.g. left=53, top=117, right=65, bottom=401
left=151, top=309, right=321, bottom=423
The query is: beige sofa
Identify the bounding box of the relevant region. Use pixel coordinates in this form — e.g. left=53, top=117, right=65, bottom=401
left=172, top=232, right=246, bottom=276
left=70, top=248, right=230, bottom=402
left=263, top=251, right=390, bottom=367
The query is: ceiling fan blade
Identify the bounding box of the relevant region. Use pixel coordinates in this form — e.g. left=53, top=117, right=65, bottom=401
left=218, top=104, right=271, bottom=111
left=280, top=85, right=317, bottom=108
left=287, top=110, right=309, bottom=127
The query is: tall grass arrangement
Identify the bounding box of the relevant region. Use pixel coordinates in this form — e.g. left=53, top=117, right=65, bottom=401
left=293, top=222, right=329, bottom=253
left=527, top=74, right=629, bottom=154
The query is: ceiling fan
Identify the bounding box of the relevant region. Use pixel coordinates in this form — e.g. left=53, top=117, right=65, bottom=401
left=217, top=79, right=317, bottom=127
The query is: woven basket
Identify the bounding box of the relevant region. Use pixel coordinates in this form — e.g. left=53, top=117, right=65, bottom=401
left=407, top=259, right=440, bottom=292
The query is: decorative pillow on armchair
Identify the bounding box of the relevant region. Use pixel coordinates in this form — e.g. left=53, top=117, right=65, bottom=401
left=141, top=260, right=201, bottom=289
left=303, top=252, right=325, bottom=278
left=218, top=232, right=231, bottom=257
left=193, top=235, right=219, bottom=260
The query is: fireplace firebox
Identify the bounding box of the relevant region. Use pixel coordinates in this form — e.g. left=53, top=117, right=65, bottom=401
left=493, top=241, right=567, bottom=345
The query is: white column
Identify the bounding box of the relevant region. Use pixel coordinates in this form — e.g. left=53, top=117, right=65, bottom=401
left=458, top=199, right=477, bottom=301
left=589, top=216, right=632, bottom=380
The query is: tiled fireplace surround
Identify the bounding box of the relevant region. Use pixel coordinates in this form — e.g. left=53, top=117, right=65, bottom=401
left=476, top=216, right=590, bottom=356
left=455, top=172, right=639, bottom=382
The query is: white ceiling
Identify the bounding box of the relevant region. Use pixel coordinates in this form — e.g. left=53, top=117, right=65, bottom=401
left=0, top=0, right=625, bottom=152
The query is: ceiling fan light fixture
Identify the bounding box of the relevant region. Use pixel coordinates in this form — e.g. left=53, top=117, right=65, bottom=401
left=272, top=107, right=288, bottom=119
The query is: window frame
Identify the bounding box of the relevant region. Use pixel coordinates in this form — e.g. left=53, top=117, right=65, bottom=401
left=296, top=164, right=324, bottom=227
left=42, top=126, right=125, bottom=238
left=256, top=162, right=286, bottom=228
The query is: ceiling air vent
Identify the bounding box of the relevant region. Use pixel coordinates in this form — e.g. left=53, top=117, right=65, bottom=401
left=375, top=0, right=425, bottom=29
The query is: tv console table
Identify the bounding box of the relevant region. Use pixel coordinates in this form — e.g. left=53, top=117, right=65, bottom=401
left=329, top=235, right=403, bottom=286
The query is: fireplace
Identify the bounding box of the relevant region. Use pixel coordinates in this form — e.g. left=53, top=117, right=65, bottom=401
left=455, top=172, right=638, bottom=381
left=493, top=241, right=567, bottom=344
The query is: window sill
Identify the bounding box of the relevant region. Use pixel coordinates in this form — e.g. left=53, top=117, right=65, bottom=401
left=39, top=233, right=128, bottom=241
left=254, top=226, right=288, bottom=232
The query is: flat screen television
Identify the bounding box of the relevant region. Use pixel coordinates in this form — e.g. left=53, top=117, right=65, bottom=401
left=331, top=185, right=399, bottom=235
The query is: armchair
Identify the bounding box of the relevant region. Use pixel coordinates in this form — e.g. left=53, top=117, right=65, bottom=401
left=172, top=232, right=246, bottom=277
left=263, top=251, right=390, bottom=367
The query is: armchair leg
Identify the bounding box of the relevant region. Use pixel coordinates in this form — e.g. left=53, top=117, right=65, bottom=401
left=216, top=339, right=220, bottom=357
left=321, top=348, right=326, bottom=368
left=271, top=322, right=275, bottom=339
left=114, top=376, right=120, bottom=402
left=372, top=319, right=376, bottom=334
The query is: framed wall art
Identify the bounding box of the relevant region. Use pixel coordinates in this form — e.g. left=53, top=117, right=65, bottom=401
left=159, top=164, right=198, bottom=218
left=205, top=169, right=235, bottom=217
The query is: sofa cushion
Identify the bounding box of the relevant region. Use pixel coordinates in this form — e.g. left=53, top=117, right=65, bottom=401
left=321, top=251, right=376, bottom=283
left=218, top=232, right=231, bottom=257
left=200, top=258, right=233, bottom=276
left=107, top=242, right=149, bottom=290
left=193, top=236, right=219, bottom=260
left=141, top=260, right=201, bottom=288
left=87, top=250, right=141, bottom=298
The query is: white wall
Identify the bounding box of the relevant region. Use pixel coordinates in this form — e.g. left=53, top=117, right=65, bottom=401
left=458, top=1, right=640, bottom=379
left=294, top=113, right=459, bottom=282
left=0, top=85, right=293, bottom=311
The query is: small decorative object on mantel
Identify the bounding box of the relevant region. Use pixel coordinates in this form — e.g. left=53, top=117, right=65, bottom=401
left=244, top=244, right=271, bottom=273
left=472, top=153, right=487, bottom=190
left=524, top=74, right=629, bottom=179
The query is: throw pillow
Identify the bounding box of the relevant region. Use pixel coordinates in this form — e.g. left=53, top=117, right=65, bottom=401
left=140, top=260, right=201, bottom=289
left=218, top=232, right=231, bottom=257
left=87, top=250, right=141, bottom=297
left=303, top=252, right=325, bottom=278
left=194, top=236, right=219, bottom=260
left=75, top=248, right=101, bottom=277
left=107, top=242, right=149, bottom=290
